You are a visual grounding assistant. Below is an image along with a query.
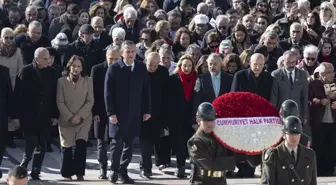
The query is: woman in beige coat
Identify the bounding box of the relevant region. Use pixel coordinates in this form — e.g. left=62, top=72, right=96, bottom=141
left=56, top=55, right=94, bottom=181
left=0, top=27, right=23, bottom=147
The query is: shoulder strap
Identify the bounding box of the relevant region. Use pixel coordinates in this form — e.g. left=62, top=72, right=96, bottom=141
left=288, top=164, right=303, bottom=185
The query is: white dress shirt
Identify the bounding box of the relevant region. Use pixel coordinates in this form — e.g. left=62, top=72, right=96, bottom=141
left=285, top=68, right=295, bottom=84
left=124, top=61, right=135, bottom=71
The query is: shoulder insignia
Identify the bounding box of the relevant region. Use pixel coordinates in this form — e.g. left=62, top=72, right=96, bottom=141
left=263, top=148, right=276, bottom=163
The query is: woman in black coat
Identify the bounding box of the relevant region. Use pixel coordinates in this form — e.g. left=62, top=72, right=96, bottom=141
left=0, top=65, right=13, bottom=178
left=166, top=54, right=197, bottom=178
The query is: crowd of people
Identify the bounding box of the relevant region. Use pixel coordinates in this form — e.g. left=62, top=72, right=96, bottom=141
left=0, top=0, right=335, bottom=183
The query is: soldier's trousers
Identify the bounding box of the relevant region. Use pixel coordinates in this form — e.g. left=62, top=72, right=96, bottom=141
left=21, top=133, right=47, bottom=175
left=60, top=139, right=87, bottom=177
left=312, top=123, right=336, bottom=176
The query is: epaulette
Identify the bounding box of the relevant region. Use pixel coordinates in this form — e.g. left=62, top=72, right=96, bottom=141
left=262, top=147, right=277, bottom=164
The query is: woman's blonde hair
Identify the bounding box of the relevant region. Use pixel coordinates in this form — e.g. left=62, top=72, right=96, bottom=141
left=13, top=24, right=27, bottom=36
left=173, top=54, right=195, bottom=74
left=114, top=0, right=130, bottom=13
left=239, top=49, right=252, bottom=68
left=139, top=0, right=159, bottom=11
left=155, top=20, right=170, bottom=34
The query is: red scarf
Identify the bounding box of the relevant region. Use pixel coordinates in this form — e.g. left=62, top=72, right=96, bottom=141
left=178, top=69, right=197, bottom=102
left=322, top=56, right=329, bottom=63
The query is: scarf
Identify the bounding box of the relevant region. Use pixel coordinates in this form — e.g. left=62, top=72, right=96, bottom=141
left=0, top=43, right=17, bottom=57
left=178, top=69, right=197, bottom=102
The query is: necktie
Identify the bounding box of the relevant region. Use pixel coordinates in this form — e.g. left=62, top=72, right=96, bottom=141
left=289, top=71, right=293, bottom=86
left=126, top=66, right=132, bottom=72
left=291, top=150, right=296, bottom=163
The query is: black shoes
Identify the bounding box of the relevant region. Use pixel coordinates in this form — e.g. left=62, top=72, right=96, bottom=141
left=140, top=170, right=152, bottom=179
left=98, top=168, right=107, bottom=179
left=108, top=171, right=119, bottom=183
left=120, top=173, right=134, bottom=184
left=30, top=174, right=41, bottom=180
left=0, top=170, right=2, bottom=179
left=176, top=166, right=186, bottom=179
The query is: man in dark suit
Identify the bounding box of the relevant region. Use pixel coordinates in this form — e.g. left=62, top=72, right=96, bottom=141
left=104, top=40, right=151, bottom=184
left=279, top=22, right=310, bottom=51
left=13, top=47, right=58, bottom=180
left=231, top=53, right=276, bottom=177
left=91, top=45, right=121, bottom=180
left=91, top=16, right=112, bottom=50
left=193, top=53, right=233, bottom=129
left=231, top=53, right=276, bottom=101
left=0, top=65, right=13, bottom=179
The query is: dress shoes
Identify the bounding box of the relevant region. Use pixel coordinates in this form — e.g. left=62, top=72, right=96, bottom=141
left=120, top=173, right=135, bottom=184
left=30, top=174, right=41, bottom=180
left=140, top=170, right=152, bottom=179
left=98, top=168, right=107, bottom=179
left=76, top=175, right=84, bottom=181
left=176, top=167, right=186, bottom=179
left=108, top=171, right=119, bottom=183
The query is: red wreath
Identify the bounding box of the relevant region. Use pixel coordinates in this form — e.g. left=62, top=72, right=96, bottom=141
left=212, top=92, right=282, bottom=155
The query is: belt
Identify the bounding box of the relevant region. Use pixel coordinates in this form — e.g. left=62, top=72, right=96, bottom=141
left=199, top=169, right=225, bottom=178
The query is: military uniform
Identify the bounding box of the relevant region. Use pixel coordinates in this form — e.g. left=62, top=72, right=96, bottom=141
left=260, top=116, right=317, bottom=185
left=187, top=131, right=235, bottom=185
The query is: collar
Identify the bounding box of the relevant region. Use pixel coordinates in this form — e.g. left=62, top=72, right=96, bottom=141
left=93, top=35, right=100, bottom=40
left=284, top=68, right=295, bottom=74
left=285, top=141, right=298, bottom=154
left=211, top=72, right=221, bottom=78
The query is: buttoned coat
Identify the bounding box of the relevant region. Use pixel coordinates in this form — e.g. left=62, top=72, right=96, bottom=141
left=104, top=59, right=151, bottom=139
left=261, top=142, right=317, bottom=185
left=56, top=76, right=94, bottom=147
left=270, top=68, right=309, bottom=121
left=0, top=66, right=12, bottom=146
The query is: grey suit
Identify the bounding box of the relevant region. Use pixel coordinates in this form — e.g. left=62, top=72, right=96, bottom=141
left=270, top=67, right=309, bottom=121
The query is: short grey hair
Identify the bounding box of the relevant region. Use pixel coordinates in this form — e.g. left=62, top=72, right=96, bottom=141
left=159, top=44, right=175, bottom=59
left=146, top=52, right=160, bottom=62
left=319, top=62, right=334, bottom=73
left=215, top=15, right=229, bottom=26
left=297, top=0, right=310, bottom=9
left=207, top=53, right=222, bottom=63
left=112, top=27, right=126, bottom=40
left=1, top=27, right=14, bottom=37
left=303, top=45, right=318, bottom=57
left=290, top=22, right=303, bottom=32
left=186, top=44, right=201, bottom=53
left=25, top=5, right=37, bottom=13
left=282, top=50, right=297, bottom=59
left=106, top=45, right=120, bottom=54
left=48, top=4, right=60, bottom=12
left=124, top=6, right=137, bottom=19
left=121, top=40, right=135, bottom=50
left=277, top=56, right=284, bottom=69
left=34, top=47, right=48, bottom=58
left=197, top=3, right=208, bottom=12
left=28, top=21, right=42, bottom=30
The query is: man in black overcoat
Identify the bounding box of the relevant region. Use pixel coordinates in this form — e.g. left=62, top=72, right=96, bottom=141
left=13, top=47, right=59, bottom=180
left=230, top=53, right=277, bottom=178
left=0, top=65, right=13, bottom=179
left=91, top=45, right=121, bottom=179
left=139, top=52, right=169, bottom=179
left=104, top=41, right=151, bottom=184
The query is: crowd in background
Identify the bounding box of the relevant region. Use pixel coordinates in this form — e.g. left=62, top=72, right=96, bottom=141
left=0, top=0, right=336, bottom=183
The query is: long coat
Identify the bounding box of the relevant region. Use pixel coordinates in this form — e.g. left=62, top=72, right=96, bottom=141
left=0, top=65, right=13, bottom=146
left=104, top=59, right=151, bottom=138
left=231, top=68, right=276, bottom=101
left=270, top=68, right=309, bottom=121
left=261, top=142, right=317, bottom=185
left=48, top=13, right=80, bottom=42
left=91, top=62, right=109, bottom=140
left=141, top=66, right=169, bottom=141
left=14, top=62, right=58, bottom=137
left=56, top=76, right=94, bottom=147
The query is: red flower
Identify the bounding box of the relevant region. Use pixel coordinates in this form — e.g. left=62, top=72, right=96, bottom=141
left=212, top=92, right=282, bottom=155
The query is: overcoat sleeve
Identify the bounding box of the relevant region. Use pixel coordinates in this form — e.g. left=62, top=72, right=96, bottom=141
left=77, top=77, right=94, bottom=119
left=301, top=73, right=309, bottom=120
left=90, top=66, right=99, bottom=116
left=104, top=65, right=115, bottom=117
left=4, top=68, right=13, bottom=117
left=260, top=149, right=277, bottom=185
left=13, top=68, right=23, bottom=119
left=141, top=67, right=151, bottom=115
left=230, top=72, right=240, bottom=92
left=56, top=78, right=74, bottom=122
left=310, top=150, right=317, bottom=185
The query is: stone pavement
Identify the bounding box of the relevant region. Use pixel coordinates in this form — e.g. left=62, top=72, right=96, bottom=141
left=1, top=140, right=336, bottom=185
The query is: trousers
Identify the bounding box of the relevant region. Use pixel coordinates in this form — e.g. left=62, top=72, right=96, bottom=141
left=0, top=141, right=5, bottom=167
left=140, top=138, right=156, bottom=172
left=97, top=139, right=108, bottom=169
left=110, top=135, right=134, bottom=174
left=154, top=136, right=171, bottom=166
left=21, top=133, right=47, bottom=175
left=60, top=139, right=87, bottom=177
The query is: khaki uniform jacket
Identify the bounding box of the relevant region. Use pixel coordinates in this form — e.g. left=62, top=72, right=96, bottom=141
left=56, top=76, right=94, bottom=148
left=261, top=142, right=317, bottom=185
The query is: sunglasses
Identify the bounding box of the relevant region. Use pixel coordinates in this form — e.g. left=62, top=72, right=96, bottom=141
left=4, top=36, right=14, bottom=40
left=218, top=26, right=226, bottom=30
left=305, top=57, right=315, bottom=61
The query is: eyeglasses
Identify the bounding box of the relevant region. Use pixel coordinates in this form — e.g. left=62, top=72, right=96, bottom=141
left=305, top=57, right=315, bottom=61
left=4, top=36, right=14, bottom=40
